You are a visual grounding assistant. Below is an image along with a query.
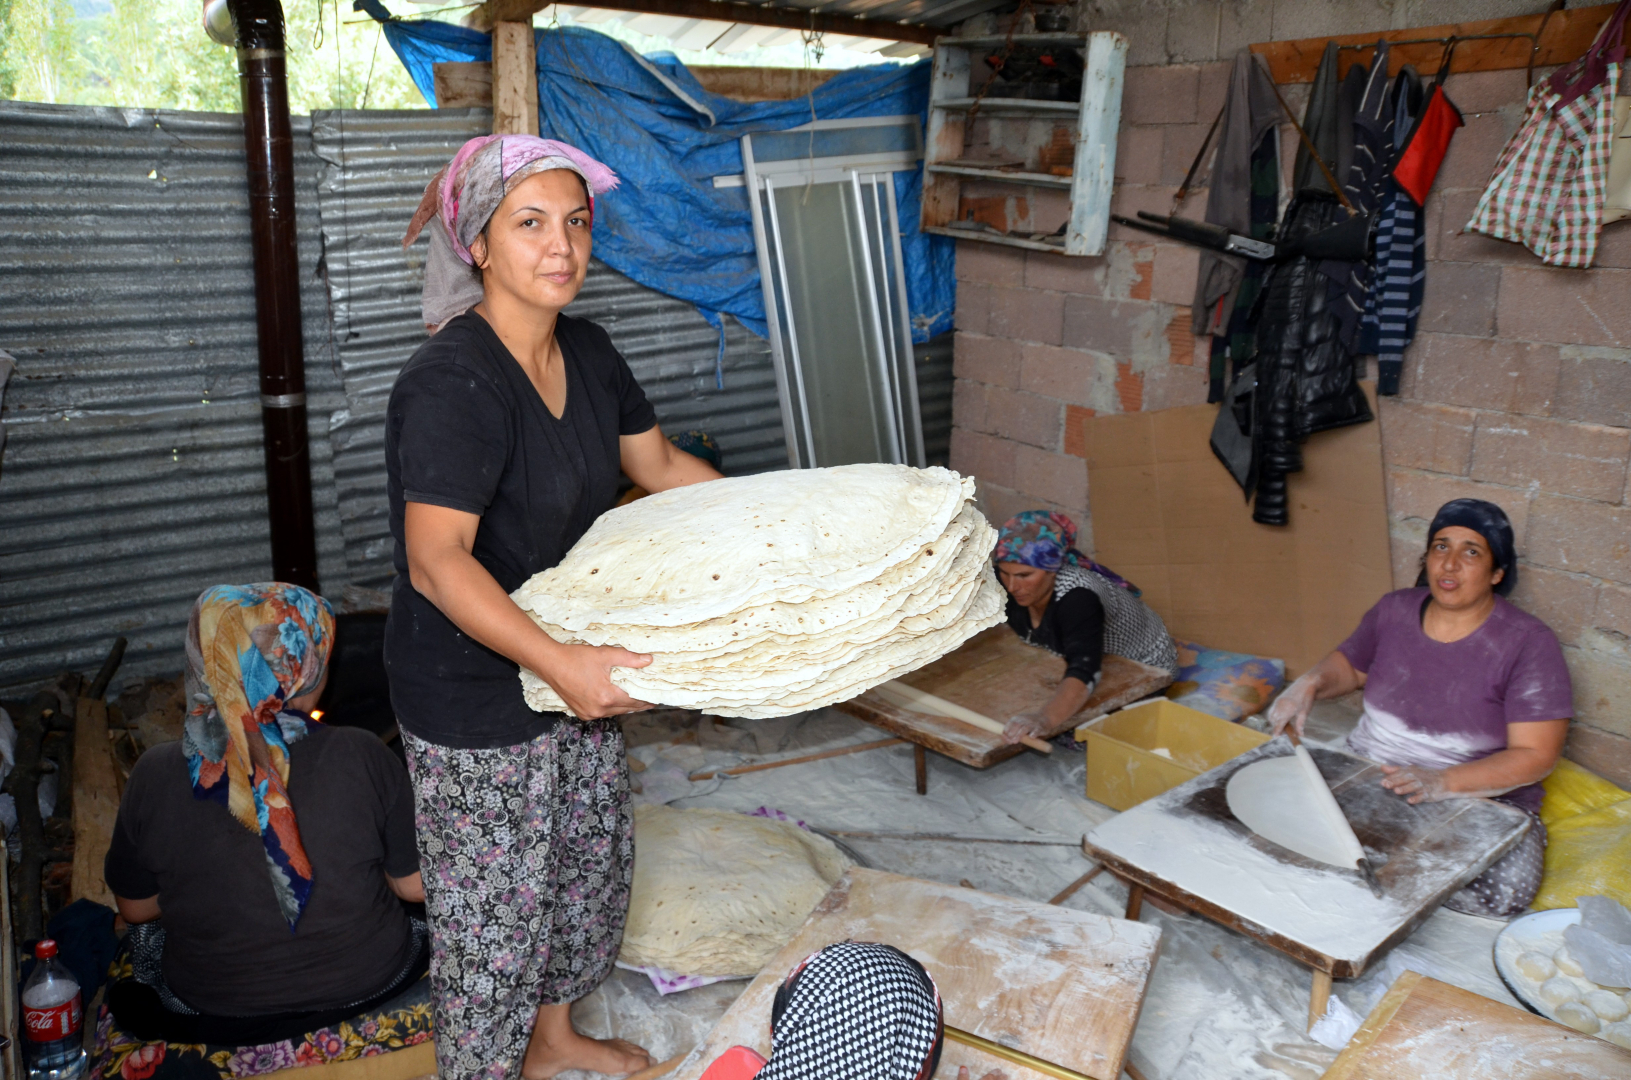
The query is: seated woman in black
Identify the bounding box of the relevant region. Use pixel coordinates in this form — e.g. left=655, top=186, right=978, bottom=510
left=102, top=584, right=426, bottom=1049
left=993, top=511, right=1178, bottom=744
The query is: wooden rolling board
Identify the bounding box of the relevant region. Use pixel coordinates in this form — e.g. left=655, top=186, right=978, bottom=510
left=834, top=627, right=1173, bottom=768
left=1324, top=971, right=1631, bottom=1079
left=667, top=868, right=1161, bottom=1080
left=1085, top=738, right=1530, bottom=977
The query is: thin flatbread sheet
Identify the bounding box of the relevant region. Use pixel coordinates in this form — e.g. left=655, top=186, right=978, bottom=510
left=1226, top=754, right=1361, bottom=869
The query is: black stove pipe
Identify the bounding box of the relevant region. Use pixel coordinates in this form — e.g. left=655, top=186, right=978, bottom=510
left=228, top=0, right=320, bottom=592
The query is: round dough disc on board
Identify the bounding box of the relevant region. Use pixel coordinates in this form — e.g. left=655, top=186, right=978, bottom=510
left=1226, top=755, right=1357, bottom=868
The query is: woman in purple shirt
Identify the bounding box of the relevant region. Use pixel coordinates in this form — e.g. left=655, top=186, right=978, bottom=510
left=1266, top=499, right=1573, bottom=917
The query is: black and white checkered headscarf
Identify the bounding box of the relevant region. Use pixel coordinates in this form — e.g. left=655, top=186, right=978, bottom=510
left=759, top=942, right=944, bottom=1080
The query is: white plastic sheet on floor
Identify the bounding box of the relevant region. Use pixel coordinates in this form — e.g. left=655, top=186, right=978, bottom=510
left=559, top=699, right=1519, bottom=1080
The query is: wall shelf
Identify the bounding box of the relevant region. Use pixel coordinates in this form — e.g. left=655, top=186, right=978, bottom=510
left=921, top=30, right=1127, bottom=258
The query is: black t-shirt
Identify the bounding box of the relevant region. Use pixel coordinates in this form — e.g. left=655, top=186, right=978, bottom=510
left=103, top=726, right=420, bottom=1016
left=383, top=310, right=657, bottom=749
left=1005, top=587, right=1106, bottom=686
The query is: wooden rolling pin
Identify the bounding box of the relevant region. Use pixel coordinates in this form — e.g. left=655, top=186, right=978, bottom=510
left=873, top=681, right=1054, bottom=754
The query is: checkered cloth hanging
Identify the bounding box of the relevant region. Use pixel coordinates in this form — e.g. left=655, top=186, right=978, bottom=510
left=1467, top=64, right=1622, bottom=268
left=758, top=942, right=943, bottom=1080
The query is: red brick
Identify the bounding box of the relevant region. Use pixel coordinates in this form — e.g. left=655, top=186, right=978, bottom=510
left=1554, top=347, right=1631, bottom=428
left=1442, top=69, right=1530, bottom=114
left=1378, top=398, right=1474, bottom=475
left=1419, top=260, right=1499, bottom=338
left=1164, top=307, right=1195, bottom=366
left=1114, top=364, right=1144, bottom=412
left=984, top=386, right=1063, bottom=450
left=1507, top=564, right=1598, bottom=646
left=1020, top=343, right=1115, bottom=409
left=1563, top=647, right=1631, bottom=739
left=1526, top=493, right=1631, bottom=586
left=1433, top=109, right=1517, bottom=192
left=1160, top=122, right=1214, bottom=186
left=1024, top=251, right=1105, bottom=296
left=1471, top=416, right=1631, bottom=502
left=952, top=379, right=989, bottom=432
left=1195, top=60, right=1231, bottom=116
left=1498, top=265, right=1631, bottom=348
left=1122, top=64, right=1200, bottom=126
left=1564, top=723, right=1631, bottom=791
left=1115, top=126, right=1164, bottom=186
left=1597, top=584, right=1631, bottom=641
left=1061, top=294, right=1164, bottom=357
left=1406, top=333, right=1558, bottom=416
left=1128, top=257, right=1154, bottom=301
left=955, top=281, right=990, bottom=334
left=1142, top=362, right=1210, bottom=411
left=1013, top=444, right=1089, bottom=509
left=1151, top=244, right=1200, bottom=305
left=955, top=242, right=1026, bottom=285
left=953, top=332, right=1022, bottom=389
left=949, top=427, right=1017, bottom=489
left=1428, top=187, right=1534, bottom=265
left=977, top=480, right=1070, bottom=536
left=1595, top=218, right=1631, bottom=269
left=1063, top=404, right=1096, bottom=458
left=1386, top=468, right=1530, bottom=548
left=986, top=285, right=1064, bottom=345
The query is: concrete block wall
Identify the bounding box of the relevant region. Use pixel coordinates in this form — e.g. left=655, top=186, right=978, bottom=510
left=946, top=0, right=1631, bottom=783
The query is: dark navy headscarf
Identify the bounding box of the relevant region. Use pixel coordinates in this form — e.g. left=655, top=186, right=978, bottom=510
left=1416, top=499, right=1517, bottom=596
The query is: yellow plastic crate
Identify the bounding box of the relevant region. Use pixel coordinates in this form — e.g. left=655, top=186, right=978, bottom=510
left=1075, top=698, right=1269, bottom=811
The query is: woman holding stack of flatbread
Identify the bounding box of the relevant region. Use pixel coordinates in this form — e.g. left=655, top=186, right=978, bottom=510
left=1268, top=499, right=1573, bottom=917
left=387, top=135, right=720, bottom=1080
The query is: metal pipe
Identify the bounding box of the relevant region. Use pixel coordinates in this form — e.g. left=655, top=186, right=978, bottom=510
left=228, top=0, right=320, bottom=591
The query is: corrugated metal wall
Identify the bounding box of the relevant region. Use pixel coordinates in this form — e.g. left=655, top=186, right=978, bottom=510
left=309, top=109, right=786, bottom=589
left=0, top=101, right=952, bottom=693
left=0, top=102, right=351, bottom=690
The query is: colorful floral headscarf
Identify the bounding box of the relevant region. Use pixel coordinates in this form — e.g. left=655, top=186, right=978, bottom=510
left=402, top=135, right=621, bottom=331
left=994, top=510, right=1142, bottom=595
left=183, top=584, right=334, bottom=929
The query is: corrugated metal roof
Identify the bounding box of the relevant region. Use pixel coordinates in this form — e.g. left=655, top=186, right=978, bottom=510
left=0, top=101, right=353, bottom=691
left=309, top=107, right=791, bottom=589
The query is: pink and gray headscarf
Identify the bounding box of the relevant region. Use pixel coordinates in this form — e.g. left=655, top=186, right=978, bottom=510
left=402, top=135, right=620, bottom=332
left=995, top=510, right=1142, bottom=595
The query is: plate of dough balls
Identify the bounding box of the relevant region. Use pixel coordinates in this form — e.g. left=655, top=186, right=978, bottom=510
left=1494, top=899, right=1631, bottom=1048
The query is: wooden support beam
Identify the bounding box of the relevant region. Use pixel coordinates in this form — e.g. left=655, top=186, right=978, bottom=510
left=492, top=21, right=540, bottom=135
left=1251, top=3, right=1627, bottom=85
left=71, top=697, right=120, bottom=909
left=467, top=0, right=940, bottom=46
left=435, top=61, right=494, bottom=110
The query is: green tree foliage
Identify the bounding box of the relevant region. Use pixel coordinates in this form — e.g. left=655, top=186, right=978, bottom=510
left=0, top=0, right=427, bottom=113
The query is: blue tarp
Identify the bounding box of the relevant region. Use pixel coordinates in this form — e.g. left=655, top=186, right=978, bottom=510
left=376, top=18, right=955, bottom=346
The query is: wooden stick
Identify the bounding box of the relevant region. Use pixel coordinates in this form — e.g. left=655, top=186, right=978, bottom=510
left=1308, top=968, right=1334, bottom=1032
left=821, top=830, right=1082, bottom=846
left=622, top=1054, right=687, bottom=1080
left=1048, top=864, right=1105, bottom=905
left=915, top=743, right=928, bottom=795
left=688, top=737, right=906, bottom=780
left=1124, top=883, right=1145, bottom=921
left=945, top=1025, right=1105, bottom=1080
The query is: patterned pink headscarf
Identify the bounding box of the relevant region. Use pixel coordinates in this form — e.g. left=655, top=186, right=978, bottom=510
left=403, top=135, right=620, bottom=331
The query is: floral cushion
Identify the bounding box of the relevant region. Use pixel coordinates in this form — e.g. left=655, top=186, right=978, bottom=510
left=1163, top=641, right=1284, bottom=721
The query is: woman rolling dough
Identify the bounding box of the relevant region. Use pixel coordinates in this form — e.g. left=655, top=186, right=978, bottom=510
left=387, top=136, right=721, bottom=1078
left=1267, top=499, right=1572, bottom=917
left=993, top=512, right=1177, bottom=744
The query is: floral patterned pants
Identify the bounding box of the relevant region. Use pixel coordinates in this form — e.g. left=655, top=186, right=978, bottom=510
left=403, top=721, right=633, bottom=1080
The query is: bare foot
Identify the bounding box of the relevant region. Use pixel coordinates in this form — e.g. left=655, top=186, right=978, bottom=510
left=522, top=1003, right=653, bottom=1079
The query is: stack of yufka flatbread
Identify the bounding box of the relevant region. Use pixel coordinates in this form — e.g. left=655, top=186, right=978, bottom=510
left=512, top=464, right=1003, bottom=718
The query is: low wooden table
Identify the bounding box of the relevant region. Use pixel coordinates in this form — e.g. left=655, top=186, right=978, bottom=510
left=834, top=627, right=1172, bottom=793
left=665, top=868, right=1162, bottom=1080
left=1325, top=971, right=1631, bottom=1078
left=1084, top=738, right=1531, bottom=1030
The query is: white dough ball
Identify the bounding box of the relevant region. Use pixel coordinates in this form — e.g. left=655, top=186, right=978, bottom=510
left=1555, top=1001, right=1601, bottom=1034
left=1604, top=1021, right=1631, bottom=1050
left=1585, top=989, right=1630, bottom=1021
left=1554, top=943, right=1585, bottom=977
left=1515, top=950, right=1558, bottom=981
left=1540, top=976, right=1582, bottom=1007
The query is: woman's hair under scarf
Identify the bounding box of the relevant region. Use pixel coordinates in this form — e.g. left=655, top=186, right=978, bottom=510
left=760, top=942, right=943, bottom=1080
left=184, top=583, right=335, bottom=929
left=994, top=509, right=1142, bottom=596
left=402, top=135, right=621, bottom=332
left=1415, top=498, right=1518, bottom=596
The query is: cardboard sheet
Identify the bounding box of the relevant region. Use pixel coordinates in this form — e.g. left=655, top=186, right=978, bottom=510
left=1081, top=385, right=1391, bottom=676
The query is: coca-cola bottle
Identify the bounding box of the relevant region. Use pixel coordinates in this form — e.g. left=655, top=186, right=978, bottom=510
left=21, top=940, right=86, bottom=1080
